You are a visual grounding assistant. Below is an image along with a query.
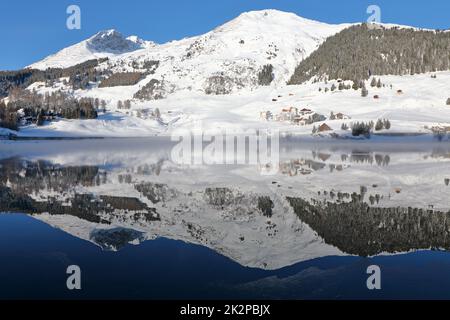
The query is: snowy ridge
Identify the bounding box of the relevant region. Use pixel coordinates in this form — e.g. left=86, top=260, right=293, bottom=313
left=29, top=10, right=350, bottom=88
left=29, top=29, right=153, bottom=70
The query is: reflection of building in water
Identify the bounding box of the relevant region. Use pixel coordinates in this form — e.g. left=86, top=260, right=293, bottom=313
left=279, top=158, right=348, bottom=177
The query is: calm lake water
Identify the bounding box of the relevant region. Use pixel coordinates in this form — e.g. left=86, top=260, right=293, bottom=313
left=1, top=138, right=450, bottom=299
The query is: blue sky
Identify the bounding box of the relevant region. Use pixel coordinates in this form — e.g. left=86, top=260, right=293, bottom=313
left=1, top=0, right=449, bottom=70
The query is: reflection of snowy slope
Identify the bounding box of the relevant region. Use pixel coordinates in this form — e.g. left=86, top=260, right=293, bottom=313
left=29, top=160, right=346, bottom=270
left=2, top=140, right=450, bottom=269
left=33, top=186, right=343, bottom=270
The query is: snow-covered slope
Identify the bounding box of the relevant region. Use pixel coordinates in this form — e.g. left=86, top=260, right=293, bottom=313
left=132, top=9, right=349, bottom=89
left=29, top=10, right=350, bottom=90
left=29, top=29, right=154, bottom=70
left=16, top=70, right=450, bottom=139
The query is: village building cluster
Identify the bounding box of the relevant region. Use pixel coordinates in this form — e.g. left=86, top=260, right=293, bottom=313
left=260, top=105, right=351, bottom=132
left=260, top=107, right=327, bottom=126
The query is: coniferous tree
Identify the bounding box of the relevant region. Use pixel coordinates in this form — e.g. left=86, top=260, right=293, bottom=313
left=100, top=100, right=107, bottom=112
left=377, top=79, right=382, bottom=88
left=258, top=64, right=274, bottom=86
left=370, top=78, right=377, bottom=87
left=351, top=121, right=373, bottom=137
left=361, top=84, right=369, bottom=97
left=0, top=101, right=6, bottom=120
left=98, top=72, right=144, bottom=88
left=375, top=119, right=384, bottom=131
left=154, top=108, right=161, bottom=119
left=330, top=112, right=336, bottom=120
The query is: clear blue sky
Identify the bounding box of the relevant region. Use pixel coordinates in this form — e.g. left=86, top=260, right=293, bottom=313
left=1, top=0, right=449, bottom=70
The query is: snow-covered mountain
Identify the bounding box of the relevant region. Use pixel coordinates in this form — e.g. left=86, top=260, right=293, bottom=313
left=30, top=29, right=155, bottom=70
left=29, top=10, right=350, bottom=91
left=3, top=9, right=449, bottom=140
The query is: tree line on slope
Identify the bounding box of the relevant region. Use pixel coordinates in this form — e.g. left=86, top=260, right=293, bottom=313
left=0, top=58, right=109, bottom=98
left=0, top=88, right=99, bottom=130
left=98, top=59, right=160, bottom=88
left=98, top=72, right=144, bottom=88
left=288, top=24, right=450, bottom=85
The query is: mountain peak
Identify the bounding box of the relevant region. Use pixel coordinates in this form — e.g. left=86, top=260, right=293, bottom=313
left=127, top=35, right=156, bottom=48
left=232, top=9, right=327, bottom=26
left=239, top=9, right=305, bottom=18
left=213, top=9, right=347, bottom=39
left=86, top=29, right=144, bottom=53
left=28, top=9, right=349, bottom=72
left=92, top=29, right=121, bottom=37
left=28, top=29, right=146, bottom=69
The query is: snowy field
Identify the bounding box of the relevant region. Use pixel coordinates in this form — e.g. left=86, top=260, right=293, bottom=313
left=11, top=71, right=450, bottom=139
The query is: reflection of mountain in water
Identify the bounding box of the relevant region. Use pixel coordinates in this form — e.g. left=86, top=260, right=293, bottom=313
left=0, top=157, right=342, bottom=268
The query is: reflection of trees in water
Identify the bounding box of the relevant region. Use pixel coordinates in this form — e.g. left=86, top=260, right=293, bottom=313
left=0, top=186, right=159, bottom=224
left=279, top=159, right=329, bottom=176
left=122, top=159, right=166, bottom=177
left=90, top=228, right=146, bottom=251
left=0, top=157, right=106, bottom=194
left=317, top=188, right=384, bottom=206
left=135, top=182, right=177, bottom=204
left=0, top=158, right=160, bottom=224
left=287, top=196, right=450, bottom=257
left=281, top=150, right=397, bottom=178
left=429, top=150, right=450, bottom=160
left=311, top=150, right=391, bottom=166
left=349, top=152, right=390, bottom=166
